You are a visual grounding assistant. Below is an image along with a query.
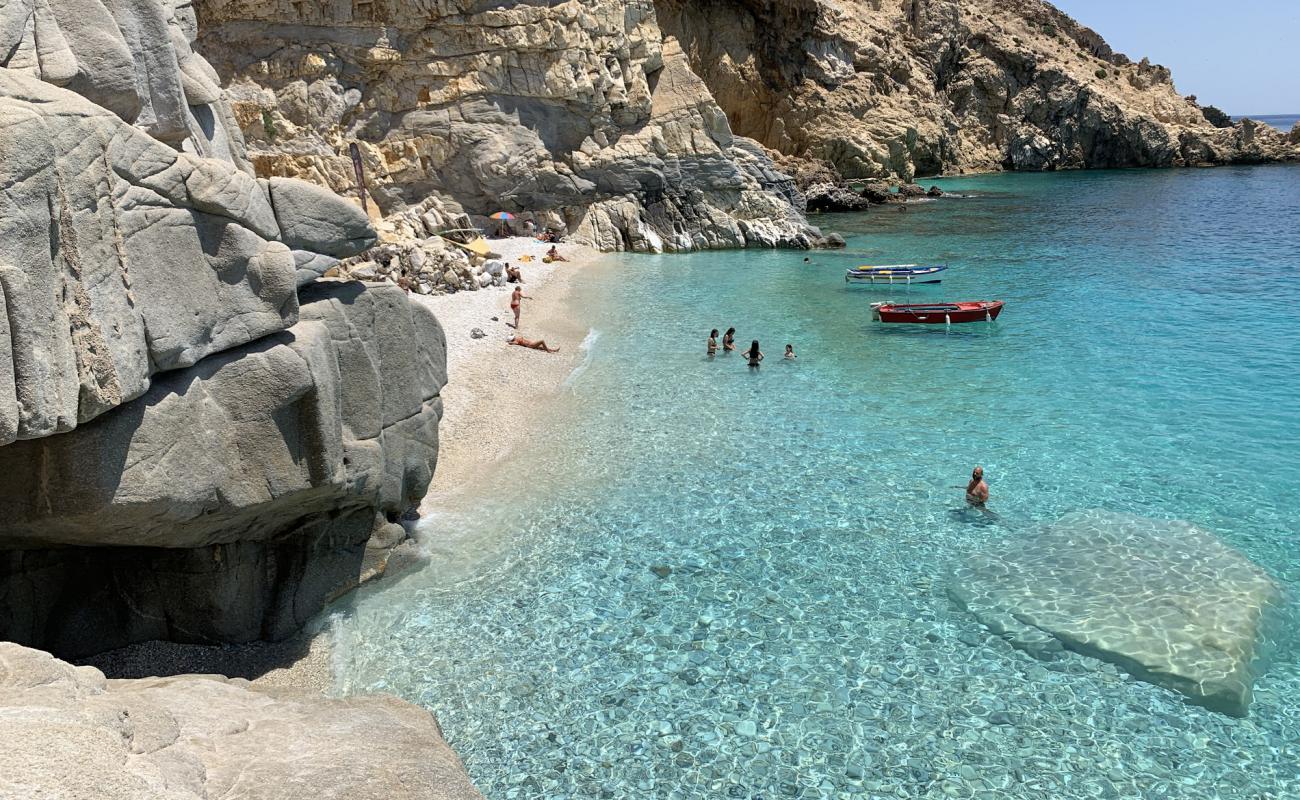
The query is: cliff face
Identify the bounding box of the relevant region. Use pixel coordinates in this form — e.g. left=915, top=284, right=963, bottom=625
left=193, top=0, right=824, bottom=253
left=0, top=2, right=444, bottom=657
left=655, top=0, right=1300, bottom=179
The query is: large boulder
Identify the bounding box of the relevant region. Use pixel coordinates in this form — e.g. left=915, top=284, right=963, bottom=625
left=0, top=68, right=375, bottom=447
left=0, top=0, right=249, bottom=165
left=0, top=282, right=444, bottom=656
left=949, top=510, right=1282, bottom=716
left=0, top=642, right=483, bottom=800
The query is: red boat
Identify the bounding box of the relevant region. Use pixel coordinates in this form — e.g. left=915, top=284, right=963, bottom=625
left=871, top=300, right=1004, bottom=324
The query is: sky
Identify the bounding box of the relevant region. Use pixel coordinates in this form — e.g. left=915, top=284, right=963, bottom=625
left=1050, top=0, right=1299, bottom=114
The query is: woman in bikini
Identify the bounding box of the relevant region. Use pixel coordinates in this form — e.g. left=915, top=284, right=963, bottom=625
left=744, top=340, right=764, bottom=367
left=722, top=327, right=737, bottom=352
left=510, top=285, right=531, bottom=328
left=707, top=329, right=719, bottom=356
left=508, top=335, right=560, bottom=353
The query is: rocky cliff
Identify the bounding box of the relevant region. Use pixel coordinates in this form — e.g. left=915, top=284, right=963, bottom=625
left=0, top=2, right=444, bottom=658
left=655, top=0, right=1300, bottom=179
left=192, top=0, right=825, bottom=253
left=193, top=0, right=1298, bottom=232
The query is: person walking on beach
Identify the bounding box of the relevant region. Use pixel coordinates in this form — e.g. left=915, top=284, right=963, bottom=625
left=722, top=327, right=737, bottom=352
left=744, top=340, right=764, bottom=367
left=510, top=285, right=531, bottom=329
left=784, top=344, right=796, bottom=359
left=707, top=329, right=719, bottom=356
left=966, top=466, right=989, bottom=506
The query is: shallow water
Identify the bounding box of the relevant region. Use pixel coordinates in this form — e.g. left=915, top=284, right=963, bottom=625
left=333, top=167, right=1300, bottom=799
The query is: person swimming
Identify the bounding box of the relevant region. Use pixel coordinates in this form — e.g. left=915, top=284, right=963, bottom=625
left=784, top=344, right=796, bottom=359
left=722, top=327, right=737, bottom=352
left=744, top=340, right=764, bottom=367
left=966, top=466, right=989, bottom=506
left=707, top=328, right=719, bottom=356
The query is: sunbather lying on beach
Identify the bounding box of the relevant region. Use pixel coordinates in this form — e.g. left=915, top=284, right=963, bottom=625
left=508, top=336, right=560, bottom=353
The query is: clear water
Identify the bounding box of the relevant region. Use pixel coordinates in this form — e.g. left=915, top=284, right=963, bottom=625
left=332, top=167, right=1300, bottom=799
left=1235, top=113, right=1300, bottom=131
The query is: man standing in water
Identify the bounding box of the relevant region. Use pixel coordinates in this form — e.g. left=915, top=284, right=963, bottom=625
left=966, top=466, right=989, bottom=506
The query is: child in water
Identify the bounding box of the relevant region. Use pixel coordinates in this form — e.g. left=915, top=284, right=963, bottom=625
left=784, top=344, right=796, bottom=359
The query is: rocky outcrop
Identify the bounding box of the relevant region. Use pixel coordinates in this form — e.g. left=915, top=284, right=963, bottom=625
left=655, top=0, right=1300, bottom=180
left=949, top=511, right=1282, bottom=717
left=0, top=69, right=373, bottom=447
left=0, top=642, right=483, bottom=800
left=0, top=281, right=444, bottom=656
left=0, top=1, right=441, bottom=659
left=192, top=0, right=825, bottom=252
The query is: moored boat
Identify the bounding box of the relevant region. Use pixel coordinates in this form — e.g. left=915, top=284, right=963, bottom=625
left=846, top=264, right=947, bottom=284
left=871, top=300, right=1004, bottom=324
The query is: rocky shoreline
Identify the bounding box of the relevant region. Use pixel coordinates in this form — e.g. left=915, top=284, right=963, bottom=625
left=1, top=0, right=1296, bottom=796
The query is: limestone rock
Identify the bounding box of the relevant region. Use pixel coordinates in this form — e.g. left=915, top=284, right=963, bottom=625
left=0, top=68, right=299, bottom=446
left=0, top=642, right=483, bottom=800
left=268, top=176, right=377, bottom=257
left=655, top=0, right=1300, bottom=180
left=948, top=510, right=1281, bottom=716
left=194, top=0, right=825, bottom=252
left=0, top=283, right=445, bottom=656
left=0, top=0, right=251, bottom=167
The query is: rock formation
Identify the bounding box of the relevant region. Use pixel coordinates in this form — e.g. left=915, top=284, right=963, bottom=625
left=656, top=0, right=1300, bottom=179
left=192, top=0, right=825, bottom=252
left=0, top=1, right=443, bottom=658
left=0, top=643, right=483, bottom=800
left=948, top=511, right=1282, bottom=717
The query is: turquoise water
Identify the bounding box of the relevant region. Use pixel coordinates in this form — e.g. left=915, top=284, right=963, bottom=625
left=333, top=167, right=1300, bottom=798
left=1235, top=113, right=1300, bottom=131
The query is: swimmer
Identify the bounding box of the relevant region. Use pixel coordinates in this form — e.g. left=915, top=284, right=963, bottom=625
left=784, top=344, right=796, bottom=359
left=744, top=340, right=764, bottom=367
left=965, top=466, right=989, bottom=506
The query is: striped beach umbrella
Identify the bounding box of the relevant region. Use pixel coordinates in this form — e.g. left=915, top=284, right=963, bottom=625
left=490, top=211, right=515, bottom=220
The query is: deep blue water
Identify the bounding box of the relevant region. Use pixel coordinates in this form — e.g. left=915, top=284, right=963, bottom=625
left=1235, top=113, right=1300, bottom=131
left=333, top=167, right=1300, bottom=799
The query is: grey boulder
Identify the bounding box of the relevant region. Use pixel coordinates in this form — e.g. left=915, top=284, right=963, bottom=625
left=269, top=176, right=377, bottom=258
left=0, top=642, right=484, bottom=800
left=0, top=282, right=444, bottom=655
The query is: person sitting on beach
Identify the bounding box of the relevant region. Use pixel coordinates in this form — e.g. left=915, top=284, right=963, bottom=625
left=508, top=335, right=560, bottom=353
left=966, top=466, right=989, bottom=506
left=510, top=285, right=532, bottom=329
left=744, top=340, right=764, bottom=367
left=707, top=329, right=719, bottom=356
left=722, top=327, right=737, bottom=352
left=784, top=344, right=796, bottom=359
left=505, top=263, right=523, bottom=283
left=546, top=245, right=568, bottom=262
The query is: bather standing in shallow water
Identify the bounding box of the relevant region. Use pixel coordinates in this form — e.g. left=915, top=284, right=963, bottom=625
left=722, top=327, right=737, bottom=352
left=744, top=340, right=764, bottom=367
left=966, top=466, right=989, bottom=506
left=707, top=329, right=719, bottom=356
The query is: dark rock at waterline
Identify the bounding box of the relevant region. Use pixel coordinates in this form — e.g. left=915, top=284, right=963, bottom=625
left=896, top=183, right=927, bottom=198
left=927, top=185, right=944, bottom=197
left=649, top=565, right=673, bottom=579
left=824, top=232, right=847, bottom=248
left=859, top=182, right=896, bottom=204
left=805, top=182, right=873, bottom=213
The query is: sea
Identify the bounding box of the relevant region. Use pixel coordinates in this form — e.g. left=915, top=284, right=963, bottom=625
left=1235, top=113, right=1300, bottom=131
left=330, top=166, right=1300, bottom=799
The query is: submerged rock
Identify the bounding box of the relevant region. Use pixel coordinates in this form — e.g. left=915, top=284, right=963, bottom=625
left=0, top=643, right=483, bottom=800
left=949, top=511, right=1281, bottom=716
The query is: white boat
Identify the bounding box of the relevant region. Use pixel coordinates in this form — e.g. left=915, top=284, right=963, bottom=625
left=845, top=264, right=947, bottom=284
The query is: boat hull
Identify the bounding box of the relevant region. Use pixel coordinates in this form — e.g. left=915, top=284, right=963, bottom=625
left=846, top=265, right=946, bottom=285
left=872, top=301, right=1004, bottom=324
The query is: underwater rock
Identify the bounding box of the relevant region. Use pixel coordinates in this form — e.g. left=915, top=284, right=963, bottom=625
left=949, top=510, right=1281, bottom=716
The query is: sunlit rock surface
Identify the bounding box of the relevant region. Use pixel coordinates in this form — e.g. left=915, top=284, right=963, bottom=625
left=949, top=510, right=1281, bottom=716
